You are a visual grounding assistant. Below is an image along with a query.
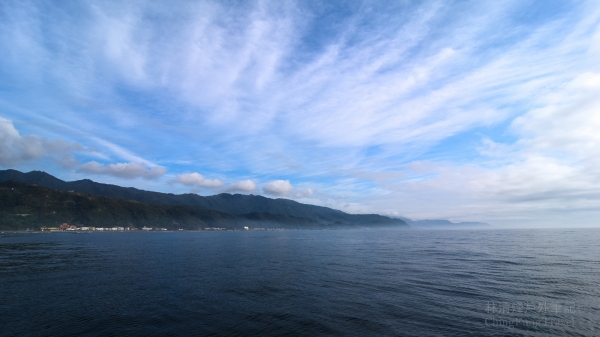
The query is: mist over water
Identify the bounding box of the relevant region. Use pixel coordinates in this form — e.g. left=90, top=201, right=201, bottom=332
left=2, top=228, right=599, bottom=336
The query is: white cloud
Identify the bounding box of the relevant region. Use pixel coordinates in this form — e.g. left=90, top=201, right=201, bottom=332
left=263, top=180, right=293, bottom=196
left=0, top=116, right=85, bottom=168
left=511, top=72, right=600, bottom=160
left=78, top=161, right=166, bottom=180
left=225, top=180, right=257, bottom=193
left=295, top=188, right=313, bottom=198
left=170, top=172, right=224, bottom=188
left=349, top=70, right=600, bottom=226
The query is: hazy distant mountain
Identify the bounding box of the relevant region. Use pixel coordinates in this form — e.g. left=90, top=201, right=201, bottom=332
left=0, top=170, right=408, bottom=229
left=395, top=216, right=489, bottom=228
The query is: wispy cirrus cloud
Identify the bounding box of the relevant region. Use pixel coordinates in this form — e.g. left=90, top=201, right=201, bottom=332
left=351, top=69, right=600, bottom=226
left=1, top=0, right=600, bottom=226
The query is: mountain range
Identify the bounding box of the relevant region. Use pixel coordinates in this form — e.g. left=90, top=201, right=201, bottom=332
left=0, top=169, right=408, bottom=230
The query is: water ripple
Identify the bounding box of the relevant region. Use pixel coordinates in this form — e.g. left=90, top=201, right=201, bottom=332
left=1, top=228, right=599, bottom=336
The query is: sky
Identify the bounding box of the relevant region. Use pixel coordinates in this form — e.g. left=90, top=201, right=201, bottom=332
left=1, top=0, right=599, bottom=227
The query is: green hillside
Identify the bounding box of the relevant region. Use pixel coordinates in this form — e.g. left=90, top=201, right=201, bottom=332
left=0, top=180, right=247, bottom=230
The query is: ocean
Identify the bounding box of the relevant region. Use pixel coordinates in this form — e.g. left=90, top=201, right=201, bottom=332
left=1, top=228, right=599, bottom=336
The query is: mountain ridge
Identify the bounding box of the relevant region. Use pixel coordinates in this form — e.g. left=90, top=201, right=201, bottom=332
left=0, top=180, right=322, bottom=230
left=0, top=169, right=408, bottom=229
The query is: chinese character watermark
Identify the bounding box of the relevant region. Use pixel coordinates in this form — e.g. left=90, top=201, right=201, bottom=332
left=484, top=301, right=582, bottom=330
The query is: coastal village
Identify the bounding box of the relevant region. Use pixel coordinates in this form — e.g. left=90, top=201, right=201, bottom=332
left=41, top=223, right=168, bottom=231
left=39, top=223, right=270, bottom=231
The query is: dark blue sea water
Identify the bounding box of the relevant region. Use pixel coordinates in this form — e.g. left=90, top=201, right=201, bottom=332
left=1, top=228, right=599, bottom=336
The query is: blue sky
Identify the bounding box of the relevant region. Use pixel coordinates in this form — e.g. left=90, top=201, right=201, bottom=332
left=1, top=0, right=599, bottom=227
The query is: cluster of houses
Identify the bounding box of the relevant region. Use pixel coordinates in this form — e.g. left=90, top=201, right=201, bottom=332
left=40, top=223, right=132, bottom=231
left=38, top=224, right=284, bottom=232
